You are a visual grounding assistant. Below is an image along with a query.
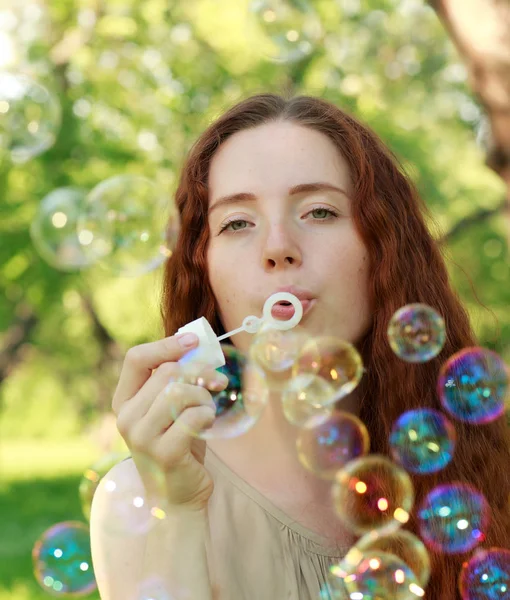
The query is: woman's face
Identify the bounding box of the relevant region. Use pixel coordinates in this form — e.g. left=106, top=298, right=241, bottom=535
left=206, top=120, right=372, bottom=354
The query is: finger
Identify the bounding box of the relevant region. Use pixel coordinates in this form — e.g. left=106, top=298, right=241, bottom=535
left=131, top=383, right=216, bottom=447
left=117, top=363, right=228, bottom=428
left=153, top=405, right=217, bottom=464
left=112, top=333, right=199, bottom=414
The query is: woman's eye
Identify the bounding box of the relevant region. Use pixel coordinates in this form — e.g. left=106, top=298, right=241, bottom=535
left=220, top=219, right=248, bottom=233
left=311, top=208, right=330, bottom=219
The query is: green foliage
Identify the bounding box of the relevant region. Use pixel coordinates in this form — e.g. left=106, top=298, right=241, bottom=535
left=0, top=0, right=508, bottom=441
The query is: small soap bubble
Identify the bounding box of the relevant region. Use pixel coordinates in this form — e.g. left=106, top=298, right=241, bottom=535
left=438, top=347, right=508, bottom=424
left=459, top=547, right=510, bottom=600
left=97, top=458, right=167, bottom=537
left=76, top=175, right=178, bottom=277
left=0, top=71, right=61, bottom=163
left=418, top=482, right=490, bottom=554
left=249, top=325, right=309, bottom=373
left=174, top=345, right=269, bottom=440
left=389, top=408, right=456, bottom=474
left=348, top=530, right=431, bottom=587
left=292, top=336, right=364, bottom=407
left=248, top=0, right=323, bottom=64
left=296, top=410, right=369, bottom=480
left=328, top=551, right=425, bottom=600
left=388, top=303, right=446, bottom=363
left=332, top=455, right=415, bottom=535
left=32, top=521, right=97, bottom=597
left=281, top=373, right=335, bottom=427
left=79, top=452, right=130, bottom=521
left=30, top=187, right=97, bottom=271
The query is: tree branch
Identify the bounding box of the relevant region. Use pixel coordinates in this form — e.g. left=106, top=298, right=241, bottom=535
left=439, top=196, right=509, bottom=244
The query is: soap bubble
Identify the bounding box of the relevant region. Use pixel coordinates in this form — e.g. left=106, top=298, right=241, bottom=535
left=248, top=0, right=323, bottom=64
left=173, top=344, right=269, bottom=440
left=389, top=408, right=456, bottom=474
left=249, top=326, right=309, bottom=373
left=418, top=482, right=490, bottom=554
left=0, top=71, right=61, bottom=163
left=388, top=303, right=446, bottom=363
left=76, top=175, right=178, bottom=277
left=459, top=547, right=510, bottom=600
left=30, top=187, right=98, bottom=271
left=32, top=521, right=97, bottom=597
left=296, top=410, right=369, bottom=479
left=281, top=373, right=335, bottom=426
left=438, top=347, right=508, bottom=424
left=96, top=457, right=167, bottom=536
left=292, top=336, right=364, bottom=406
left=79, top=452, right=130, bottom=521
left=332, top=455, right=414, bottom=535
left=346, top=530, right=431, bottom=587
left=328, top=551, right=425, bottom=600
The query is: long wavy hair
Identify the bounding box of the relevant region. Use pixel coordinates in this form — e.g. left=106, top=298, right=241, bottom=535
left=161, top=93, right=510, bottom=598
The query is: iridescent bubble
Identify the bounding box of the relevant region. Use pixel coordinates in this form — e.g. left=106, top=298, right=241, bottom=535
left=76, top=175, right=178, bottom=277
left=389, top=408, right=456, bottom=474
left=292, top=336, right=364, bottom=407
left=296, top=410, right=369, bottom=480
left=32, top=521, right=97, bottom=597
left=332, top=455, right=415, bottom=535
left=438, top=347, right=508, bottom=424
left=281, top=373, right=335, bottom=427
left=388, top=303, right=446, bottom=363
left=249, top=326, right=309, bottom=373
left=79, top=452, right=130, bottom=521
left=97, top=459, right=167, bottom=536
left=248, top=0, right=323, bottom=64
left=173, top=344, right=268, bottom=440
left=30, top=187, right=98, bottom=271
left=418, top=483, right=490, bottom=554
left=347, top=530, right=431, bottom=587
left=0, top=71, right=61, bottom=163
left=459, top=547, right=510, bottom=600
left=328, top=551, right=425, bottom=600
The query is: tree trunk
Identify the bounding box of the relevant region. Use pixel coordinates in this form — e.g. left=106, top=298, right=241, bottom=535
left=430, top=0, right=510, bottom=247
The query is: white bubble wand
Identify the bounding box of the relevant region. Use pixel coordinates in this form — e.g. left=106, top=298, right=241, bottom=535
left=177, top=292, right=303, bottom=369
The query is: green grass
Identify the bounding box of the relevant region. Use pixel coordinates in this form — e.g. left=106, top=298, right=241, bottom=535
left=0, top=438, right=127, bottom=600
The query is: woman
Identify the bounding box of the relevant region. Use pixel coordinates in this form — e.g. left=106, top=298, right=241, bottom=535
left=90, top=93, right=510, bottom=600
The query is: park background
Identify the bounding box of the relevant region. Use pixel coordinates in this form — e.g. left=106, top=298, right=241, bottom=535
left=0, top=0, right=509, bottom=598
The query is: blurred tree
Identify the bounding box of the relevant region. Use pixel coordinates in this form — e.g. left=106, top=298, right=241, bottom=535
left=0, top=0, right=508, bottom=442
left=429, top=0, right=510, bottom=245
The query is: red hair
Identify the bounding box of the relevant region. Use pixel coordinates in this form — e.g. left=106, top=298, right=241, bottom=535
left=161, top=93, right=510, bottom=598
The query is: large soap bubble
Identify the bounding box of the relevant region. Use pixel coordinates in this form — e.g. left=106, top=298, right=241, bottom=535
left=30, top=187, right=97, bottom=271
left=76, top=175, right=178, bottom=277
left=418, top=482, right=490, bottom=554
left=438, top=347, right=508, bottom=424
left=32, top=521, right=97, bottom=596
left=389, top=408, right=456, bottom=474
left=0, top=71, right=61, bottom=163
left=172, top=344, right=269, bottom=440
left=387, top=303, right=446, bottom=363
left=332, top=455, right=414, bottom=535
left=459, top=547, right=510, bottom=600
left=296, top=410, right=369, bottom=480
left=328, top=551, right=425, bottom=600
left=79, top=452, right=130, bottom=521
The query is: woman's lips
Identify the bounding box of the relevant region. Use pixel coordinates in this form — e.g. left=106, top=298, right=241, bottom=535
left=270, top=299, right=316, bottom=320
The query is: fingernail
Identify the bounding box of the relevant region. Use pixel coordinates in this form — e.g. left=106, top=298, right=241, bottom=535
left=177, top=333, right=198, bottom=348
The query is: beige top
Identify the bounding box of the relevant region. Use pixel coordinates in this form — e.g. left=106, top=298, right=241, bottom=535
left=204, top=446, right=350, bottom=600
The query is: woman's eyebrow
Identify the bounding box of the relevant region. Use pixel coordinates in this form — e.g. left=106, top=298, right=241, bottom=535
left=208, top=182, right=349, bottom=215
